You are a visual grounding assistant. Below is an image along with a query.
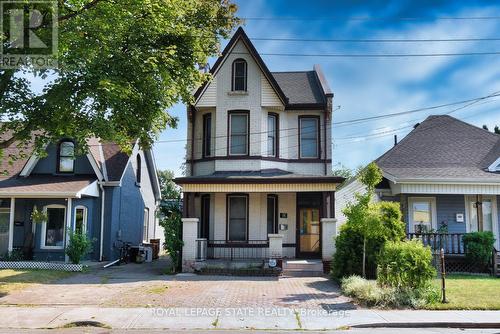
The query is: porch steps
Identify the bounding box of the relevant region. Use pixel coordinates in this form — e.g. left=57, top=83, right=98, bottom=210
left=282, top=260, right=324, bottom=277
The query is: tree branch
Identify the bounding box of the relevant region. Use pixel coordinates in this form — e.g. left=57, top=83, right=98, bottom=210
left=58, top=0, right=105, bottom=22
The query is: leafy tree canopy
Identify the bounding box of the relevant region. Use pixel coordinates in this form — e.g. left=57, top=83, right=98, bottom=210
left=0, top=0, right=239, bottom=157
left=158, top=169, right=180, bottom=200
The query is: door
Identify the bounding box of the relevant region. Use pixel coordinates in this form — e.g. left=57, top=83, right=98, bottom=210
left=298, top=208, right=320, bottom=257
left=466, top=195, right=499, bottom=249
left=0, top=208, right=10, bottom=255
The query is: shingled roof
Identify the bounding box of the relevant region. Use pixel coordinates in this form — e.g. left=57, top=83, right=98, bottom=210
left=272, top=71, right=326, bottom=105
left=376, top=115, right=500, bottom=182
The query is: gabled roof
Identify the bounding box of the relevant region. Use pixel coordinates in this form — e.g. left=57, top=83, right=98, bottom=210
left=376, top=115, right=500, bottom=182
left=193, top=27, right=331, bottom=109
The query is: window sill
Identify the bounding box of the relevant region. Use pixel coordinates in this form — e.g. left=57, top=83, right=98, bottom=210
left=227, top=91, right=248, bottom=96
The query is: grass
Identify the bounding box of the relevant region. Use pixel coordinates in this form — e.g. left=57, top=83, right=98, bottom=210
left=426, top=274, right=500, bottom=310
left=146, top=285, right=169, bottom=294
left=0, top=269, right=73, bottom=295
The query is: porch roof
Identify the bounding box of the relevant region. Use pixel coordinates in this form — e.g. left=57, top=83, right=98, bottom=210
left=174, top=170, right=343, bottom=193
left=0, top=175, right=99, bottom=198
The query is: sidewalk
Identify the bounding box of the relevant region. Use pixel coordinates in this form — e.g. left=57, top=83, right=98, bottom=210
left=1, top=306, right=500, bottom=330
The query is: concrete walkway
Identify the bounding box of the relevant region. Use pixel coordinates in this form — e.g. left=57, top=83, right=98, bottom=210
left=1, top=306, right=500, bottom=330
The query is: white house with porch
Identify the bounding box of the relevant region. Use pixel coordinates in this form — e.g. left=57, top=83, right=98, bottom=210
left=174, top=27, right=344, bottom=273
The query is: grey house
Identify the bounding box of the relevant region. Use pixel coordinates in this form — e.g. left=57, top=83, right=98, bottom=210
left=336, top=115, right=500, bottom=269
left=0, top=135, right=161, bottom=262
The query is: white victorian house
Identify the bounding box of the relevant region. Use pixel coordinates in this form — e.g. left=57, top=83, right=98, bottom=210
left=175, top=27, right=344, bottom=273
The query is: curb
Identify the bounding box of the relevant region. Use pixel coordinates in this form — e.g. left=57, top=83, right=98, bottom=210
left=353, top=322, right=500, bottom=329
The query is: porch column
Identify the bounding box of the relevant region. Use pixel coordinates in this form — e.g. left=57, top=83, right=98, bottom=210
left=65, top=198, right=72, bottom=263
left=268, top=234, right=283, bottom=259
left=8, top=198, right=15, bottom=253
left=181, top=217, right=199, bottom=272
left=321, top=218, right=337, bottom=261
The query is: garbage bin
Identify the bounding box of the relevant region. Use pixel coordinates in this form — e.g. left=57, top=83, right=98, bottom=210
left=150, top=239, right=160, bottom=260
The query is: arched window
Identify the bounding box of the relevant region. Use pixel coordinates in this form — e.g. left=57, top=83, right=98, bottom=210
left=58, top=140, right=75, bottom=173
left=232, top=59, right=247, bottom=91
left=136, top=154, right=141, bottom=184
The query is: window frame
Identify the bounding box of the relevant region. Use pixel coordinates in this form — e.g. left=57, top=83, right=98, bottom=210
left=226, top=194, right=249, bottom=242
left=136, top=154, right=142, bottom=184
left=408, top=197, right=437, bottom=233
left=202, top=113, right=212, bottom=158
left=57, top=139, right=75, bottom=174
left=267, top=194, right=278, bottom=235
left=40, top=204, right=66, bottom=250
left=74, top=205, right=88, bottom=234
left=143, top=208, right=149, bottom=242
left=227, top=111, right=250, bottom=156
left=267, top=113, right=279, bottom=157
left=231, top=58, right=247, bottom=92
left=298, top=116, right=320, bottom=159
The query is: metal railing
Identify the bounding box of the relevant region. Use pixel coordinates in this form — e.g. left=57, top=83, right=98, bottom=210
left=205, top=240, right=270, bottom=260
left=407, top=233, right=465, bottom=254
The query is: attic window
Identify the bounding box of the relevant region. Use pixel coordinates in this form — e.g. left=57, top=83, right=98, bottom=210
left=232, top=59, right=247, bottom=91
left=136, top=154, right=141, bottom=184
left=58, top=140, right=75, bottom=173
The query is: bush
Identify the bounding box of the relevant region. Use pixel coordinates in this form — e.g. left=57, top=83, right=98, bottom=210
left=463, top=231, right=495, bottom=269
left=159, top=209, right=184, bottom=272
left=341, top=275, right=439, bottom=309
left=65, top=230, right=93, bottom=264
left=377, top=240, right=436, bottom=290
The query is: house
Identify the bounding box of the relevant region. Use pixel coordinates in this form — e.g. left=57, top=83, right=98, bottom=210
left=335, top=115, right=500, bottom=272
left=174, top=27, right=344, bottom=273
left=0, top=134, right=162, bottom=262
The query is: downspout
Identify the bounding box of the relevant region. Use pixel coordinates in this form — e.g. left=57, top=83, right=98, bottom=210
left=99, top=182, right=105, bottom=261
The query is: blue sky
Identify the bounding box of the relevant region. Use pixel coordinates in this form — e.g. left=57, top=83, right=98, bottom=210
left=154, top=0, right=500, bottom=176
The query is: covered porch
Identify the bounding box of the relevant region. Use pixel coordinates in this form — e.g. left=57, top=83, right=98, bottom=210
left=175, top=173, right=342, bottom=272
left=0, top=176, right=100, bottom=262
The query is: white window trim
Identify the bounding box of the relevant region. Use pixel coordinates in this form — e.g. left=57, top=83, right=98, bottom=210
left=464, top=195, right=499, bottom=249
left=40, top=204, right=67, bottom=250
left=228, top=113, right=249, bottom=156
left=143, top=208, right=149, bottom=243
left=487, top=157, right=500, bottom=172
left=232, top=59, right=247, bottom=92
left=227, top=195, right=248, bottom=241
left=408, top=197, right=437, bottom=233
left=267, top=114, right=277, bottom=157
left=299, top=117, right=319, bottom=159
left=74, top=205, right=88, bottom=234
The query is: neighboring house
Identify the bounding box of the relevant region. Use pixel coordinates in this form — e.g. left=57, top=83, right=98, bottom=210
left=175, top=27, right=344, bottom=272
left=336, top=115, right=500, bottom=269
left=0, top=135, right=162, bottom=262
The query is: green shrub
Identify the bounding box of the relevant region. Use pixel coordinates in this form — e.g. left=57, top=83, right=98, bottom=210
left=341, top=275, right=439, bottom=309
left=159, top=209, right=184, bottom=272
left=463, top=232, right=495, bottom=269
left=65, top=230, right=93, bottom=264
left=377, top=240, right=436, bottom=290
left=331, top=224, right=385, bottom=279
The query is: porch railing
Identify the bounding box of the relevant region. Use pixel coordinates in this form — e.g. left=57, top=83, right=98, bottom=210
left=197, top=239, right=270, bottom=260
left=407, top=233, right=465, bottom=254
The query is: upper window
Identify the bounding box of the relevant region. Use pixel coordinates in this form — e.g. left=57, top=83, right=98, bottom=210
left=267, top=114, right=278, bottom=157
left=143, top=208, right=149, bottom=242
left=58, top=140, right=75, bottom=173
left=232, top=59, right=247, bottom=91
left=75, top=206, right=88, bottom=234
left=267, top=195, right=278, bottom=234
left=299, top=117, right=319, bottom=159
left=229, top=112, right=249, bottom=156
left=136, top=154, right=141, bottom=184
left=203, top=113, right=212, bottom=157
left=227, top=195, right=248, bottom=241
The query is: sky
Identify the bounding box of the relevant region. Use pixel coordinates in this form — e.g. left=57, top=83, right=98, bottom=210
left=154, top=0, right=500, bottom=176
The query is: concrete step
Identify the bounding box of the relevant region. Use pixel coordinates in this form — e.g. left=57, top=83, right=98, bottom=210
left=282, top=260, right=324, bottom=277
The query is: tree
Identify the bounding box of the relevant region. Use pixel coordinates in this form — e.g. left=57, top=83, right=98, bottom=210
left=332, top=164, right=355, bottom=179
left=1, top=0, right=239, bottom=159
left=158, top=170, right=180, bottom=201
left=482, top=125, right=500, bottom=134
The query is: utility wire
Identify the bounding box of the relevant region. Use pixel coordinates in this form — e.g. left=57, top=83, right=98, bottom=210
left=250, top=37, right=500, bottom=43
left=232, top=51, right=500, bottom=58
left=240, top=16, right=500, bottom=21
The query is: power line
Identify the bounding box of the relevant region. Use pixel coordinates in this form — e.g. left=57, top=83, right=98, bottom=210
left=241, top=16, right=500, bottom=22
left=250, top=37, right=500, bottom=43
left=232, top=51, right=500, bottom=58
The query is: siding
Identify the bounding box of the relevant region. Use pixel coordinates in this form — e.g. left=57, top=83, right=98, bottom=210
left=334, top=178, right=367, bottom=226
left=196, top=80, right=217, bottom=107
left=261, top=73, right=283, bottom=107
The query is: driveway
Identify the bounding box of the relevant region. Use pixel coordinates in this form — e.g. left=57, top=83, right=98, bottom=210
left=0, top=258, right=355, bottom=310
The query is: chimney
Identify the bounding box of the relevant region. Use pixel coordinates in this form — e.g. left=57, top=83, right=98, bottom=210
left=394, top=135, right=398, bottom=146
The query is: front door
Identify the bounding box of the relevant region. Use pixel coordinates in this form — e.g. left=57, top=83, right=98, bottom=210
left=298, top=208, right=320, bottom=257
left=466, top=195, right=499, bottom=249
left=0, top=208, right=10, bottom=255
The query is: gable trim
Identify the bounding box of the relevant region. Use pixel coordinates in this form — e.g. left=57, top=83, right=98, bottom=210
left=86, top=152, right=105, bottom=181
left=487, top=157, right=500, bottom=172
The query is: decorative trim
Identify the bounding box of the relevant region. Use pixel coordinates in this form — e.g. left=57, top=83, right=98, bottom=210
left=179, top=183, right=339, bottom=194
left=175, top=176, right=343, bottom=185
left=187, top=155, right=331, bottom=164
left=488, top=157, right=500, bottom=172
left=0, top=261, right=83, bottom=272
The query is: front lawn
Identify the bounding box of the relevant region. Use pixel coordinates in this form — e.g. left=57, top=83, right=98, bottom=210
left=426, top=275, right=500, bottom=310
left=0, top=269, right=73, bottom=296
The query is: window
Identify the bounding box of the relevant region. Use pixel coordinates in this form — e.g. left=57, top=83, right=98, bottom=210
left=203, top=113, right=212, bottom=157
left=232, top=59, right=247, bottom=91
left=74, top=206, right=87, bottom=234
left=143, top=208, right=149, bottom=242
left=136, top=154, right=141, bottom=184
left=267, top=114, right=278, bottom=157
left=409, top=197, right=436, bottom=233
left=267, top=195, right=278, bottom=234
left=299, top=117, right=319, bottom=158
left=227, top=195, right=248, bottom=241
left=200, top=195, right=210, bottom=239
left=41, top=205, right=66, bottom=249
left=229, top=112, right=249, bottom=155
left=58, top=140, right=75, bottom=173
